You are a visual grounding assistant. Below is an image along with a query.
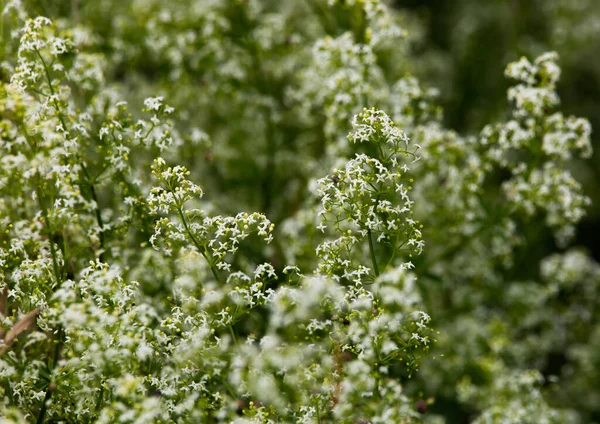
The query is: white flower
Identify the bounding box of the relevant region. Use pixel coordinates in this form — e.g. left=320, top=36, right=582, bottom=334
left=144, top=96, right=164, bottom=111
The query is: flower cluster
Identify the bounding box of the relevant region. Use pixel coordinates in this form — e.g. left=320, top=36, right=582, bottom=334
left=10, top=17, right=72, bottom=92
left=458, top=366, right=577, bottom=424
left=148, top=157, right=274, bottom=279
left=481, top=52, right=592, bottom=244
left=317, top=108, right=423, bottom=283
left=293, top=33, right=382, bottom=141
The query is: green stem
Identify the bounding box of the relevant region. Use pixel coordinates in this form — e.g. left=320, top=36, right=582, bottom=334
left=175, top=206, right=221, bottom=284
left=32, top=51, right=70, bottom=424
left=384, top=236, right=409, bottom=270
left=36, top=48, right=106, bottom=262
left=36, top=388, right=52, bottom=424
left=34, top=49, right=67, bottom=131
left=37, top=190, right=61, bottom=284
left=220, top=378, right=237, bottom=399
left=367, top=228, right=379, bottom=277
left=229, top=324, right=238, bottom=347
left=377, top=142, right=386, bottom=163
left=94, top=383, right=104, bottom=415
left=203, top=252, right=222, bottom=284
left=36, top=327, right=63, bottom=424
left=316, top=400, right=322, bottom=423
left=81, top=163, right=105, bottom=262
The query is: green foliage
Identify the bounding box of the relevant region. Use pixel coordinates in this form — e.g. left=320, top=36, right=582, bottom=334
left=0, top=1, right=599, bottom=423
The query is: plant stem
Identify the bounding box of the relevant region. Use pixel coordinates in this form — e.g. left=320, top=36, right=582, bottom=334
left=229, top=325, right=238, bottom=347
left=203, top=252, right=222, bottom=284
left=37, top=191, right=61, bottom=284
left=80, top=163, right=105, bottom=262
left=94, top=383, right=104, bottom=416
left=367, top=228, right=379, bottom=277
left=175, top=206, right=221, bottom=284
left=36, top=327, right=63, bottom=424
left=36, top=48, right=106, bottom=262
left=36, top=388, right=52, bottom=424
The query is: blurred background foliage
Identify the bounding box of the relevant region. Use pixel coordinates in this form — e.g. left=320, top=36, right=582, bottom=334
left=396, top=0, right=600, bottom=260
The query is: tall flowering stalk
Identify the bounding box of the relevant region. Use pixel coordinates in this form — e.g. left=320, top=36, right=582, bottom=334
left=316, top=108, right=424, bottom=283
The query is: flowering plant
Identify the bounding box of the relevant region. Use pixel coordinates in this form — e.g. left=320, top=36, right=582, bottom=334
left=0, top=1, right=598, bottom=423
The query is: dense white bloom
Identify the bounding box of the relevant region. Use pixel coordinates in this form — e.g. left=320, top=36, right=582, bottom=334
left=0, top=6, right=596, bottom=424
